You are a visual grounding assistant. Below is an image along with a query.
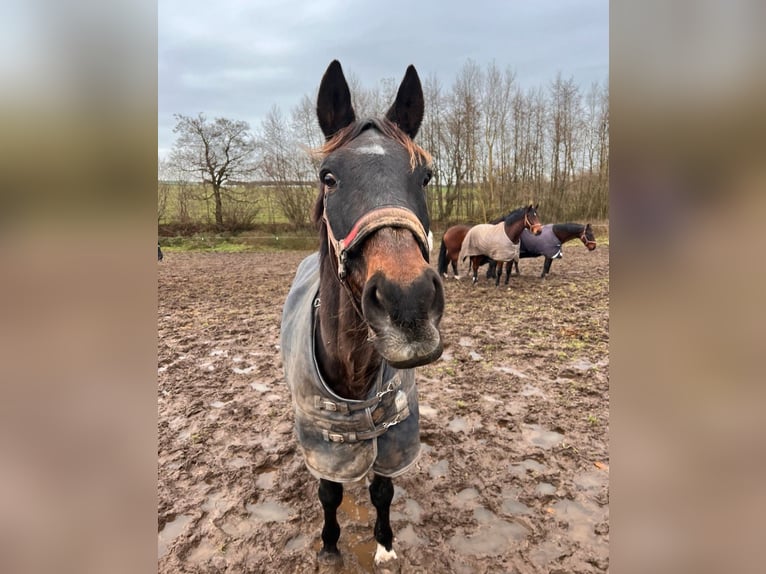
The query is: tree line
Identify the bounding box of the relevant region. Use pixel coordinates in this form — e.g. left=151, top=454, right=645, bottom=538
left=159, top=59, right=608, bottom=233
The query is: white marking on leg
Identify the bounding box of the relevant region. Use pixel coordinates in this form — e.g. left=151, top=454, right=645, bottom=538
left=374, top=543, right=398, bottom=564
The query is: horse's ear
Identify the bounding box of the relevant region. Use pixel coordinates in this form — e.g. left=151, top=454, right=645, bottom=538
left=317, top=60, right=356, bottom=140
left=533, top=203, right=539, bottom=210
left=386, top=65, right=424, bottom=139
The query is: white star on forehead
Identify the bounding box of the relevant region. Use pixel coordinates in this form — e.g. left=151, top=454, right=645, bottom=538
left=354, top=143, right=386, bottom=155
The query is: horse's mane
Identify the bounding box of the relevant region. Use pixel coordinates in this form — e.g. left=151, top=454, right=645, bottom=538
left=491, top=206, right=527, bottom=225
left=552, top=222, right=585, bottom=234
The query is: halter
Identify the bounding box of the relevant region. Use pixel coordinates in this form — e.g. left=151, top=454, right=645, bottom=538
left=580, top=231, right=597, bottom=249
left=524, top=210, right=541, bottom=234
left=322, top=201, right=431, bottom=282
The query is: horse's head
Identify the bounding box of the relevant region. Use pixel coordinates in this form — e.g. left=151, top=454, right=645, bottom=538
left=313, top=60, right=444, bottom=369
left=582, top=223, right=597, bottom=250
left=525, top=204, right=543, bottom=235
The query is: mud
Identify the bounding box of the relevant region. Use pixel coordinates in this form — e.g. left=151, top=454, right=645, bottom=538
left=158, top=242, right=609, bottom=573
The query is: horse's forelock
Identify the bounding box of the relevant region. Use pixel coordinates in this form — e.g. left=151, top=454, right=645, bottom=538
left=311, top=118, right=431, bottom=171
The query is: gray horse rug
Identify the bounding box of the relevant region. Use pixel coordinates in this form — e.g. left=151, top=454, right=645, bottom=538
left=458, top=221, right=519, bottom=269
left=280, top=253, right=421, bottom=483
left=520, top=224, right=563, bottom=259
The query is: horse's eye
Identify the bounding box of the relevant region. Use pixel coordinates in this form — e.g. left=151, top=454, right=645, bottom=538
left=322, top=172, right=337, bottom=188
left=422, top=170, right=433, bottom=187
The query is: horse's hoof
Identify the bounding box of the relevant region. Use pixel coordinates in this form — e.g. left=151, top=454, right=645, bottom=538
left=374, top=544, right=401, bottom=574
left=316, top=548, right=343, bottom=573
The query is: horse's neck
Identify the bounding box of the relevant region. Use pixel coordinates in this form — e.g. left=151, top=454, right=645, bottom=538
left=314, top=262, right=382, bottom=400
left=504, top=218, right=525, bottom=244
left=552, top=223, right=584, bottom=243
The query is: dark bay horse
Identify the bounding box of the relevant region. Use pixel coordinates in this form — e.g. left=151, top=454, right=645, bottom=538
left=280, top=61, right=444, bottom=571
left=499, top=222, right=596, bottom=278
left=455, top=205, right=542, bottom=285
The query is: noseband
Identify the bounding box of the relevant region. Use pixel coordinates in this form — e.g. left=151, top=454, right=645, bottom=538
left=524, top=211, right=541, bottom=234
left=322, top=202, right=430, bottom=282
left=581, top=232, right=597, bottom=249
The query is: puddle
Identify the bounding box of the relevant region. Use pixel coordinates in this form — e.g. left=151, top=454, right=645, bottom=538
left=574, top=470, right=607, bottom=493
left=536, top=482, right=557, bottom=496
left=232, top=365, right=255, bottom=374
left=284, top=533, right=309, bottom=552
left=455, top=487, right=480, bottom=506
left=210, top=400, right=226, bottom=409
left=250, top=381, right=270, bottom=392
left=551, top=499, right=607, bottom=545
left=419, top=404, right=438, bottom=418
left=469, top=351, right=483, bottom=361
left=158, top=514, right=193, bottom=559
left=570, top=358, right=596, bottom=371
left=228, top=457, right=248, bottom=469
left=186, top=539, right=220, bottom=562
left=494, top=365, right=528, bottom=378
left=447, top=417, right=468, bottom=433
left=219, top=516, right=255, bottom=537
left=448, top=507, right=529, bottom=556
left=246, top=501, right=292, bottom=522
left=501, top=498, right=532, bottom=515
left=339, top=493, right=371, bottom=524
left=458, top=337, right=475, bottom=347
left=428, top=459, right=449, bottom=479
left=256, top=469, right=277, bottom=490
left=509, top=459, right=546, bottom=476
left=201, top=491, right=227, bottom=514
left=520, top=384, right=547, bottom=398
left=439, top=349, right=454, bottom=361
left=521, top=424, right=565, bottom=449
left=397, top=523, right=426, bottom=546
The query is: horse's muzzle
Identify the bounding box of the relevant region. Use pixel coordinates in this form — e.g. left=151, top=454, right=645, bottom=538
left=361, top=267, right=444, bottom=368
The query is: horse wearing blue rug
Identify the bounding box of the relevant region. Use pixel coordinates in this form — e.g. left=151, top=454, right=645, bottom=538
left=280, top=60, right=444, bottom=571
left=508, top=222, right=596, bottom=277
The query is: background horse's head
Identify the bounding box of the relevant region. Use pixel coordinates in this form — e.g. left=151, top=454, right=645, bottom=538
left=582, top=223, right=597, bottom=250
left=312, top=60, right=444, bottom=369
left=502, top=204, right=543, bottom=241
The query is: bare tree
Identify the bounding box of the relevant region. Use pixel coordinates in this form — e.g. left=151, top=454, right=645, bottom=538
left=259, top=105, right=313, bottom=228
left=169, top=113, right=258, bottom=229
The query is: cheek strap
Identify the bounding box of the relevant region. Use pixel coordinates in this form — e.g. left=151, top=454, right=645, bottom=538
left=323, top=206, right=430, bottom=281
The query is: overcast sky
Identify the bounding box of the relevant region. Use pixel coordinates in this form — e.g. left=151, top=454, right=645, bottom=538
left=158, top=0, right=608, bottom=159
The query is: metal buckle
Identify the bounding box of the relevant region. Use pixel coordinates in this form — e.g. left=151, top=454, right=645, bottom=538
left=322, top=430, right=346, bottom=443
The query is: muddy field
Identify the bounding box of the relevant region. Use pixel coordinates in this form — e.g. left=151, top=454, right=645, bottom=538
left=158, top=242, right=609, bottom=573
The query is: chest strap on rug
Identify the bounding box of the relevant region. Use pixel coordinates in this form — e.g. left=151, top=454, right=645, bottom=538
left=320, top=402, right=410, bottom=443
left=313, top=375, right=402, bottom=413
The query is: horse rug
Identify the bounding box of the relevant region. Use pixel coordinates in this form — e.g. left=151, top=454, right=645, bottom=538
left=520, top=224, right=562, bottom=259
left=280, top=253, right=421, bottom=483
left=458, top=221, right=519, bottom=267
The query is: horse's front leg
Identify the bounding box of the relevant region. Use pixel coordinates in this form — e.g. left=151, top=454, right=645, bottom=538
left=318, top=479, right=344, bottom=563
left=370, top=474, right=399, bottom=572
left=471, top=258, right=478, bottom=284
left=541, top=257, right=553, bottom=278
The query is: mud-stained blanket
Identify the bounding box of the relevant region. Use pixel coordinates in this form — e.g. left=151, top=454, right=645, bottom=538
left=280, top=253, right=421, bottom=483
left=458, top=221, right=519, bottom=268
left=520, top=224, right=563, bottom=259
